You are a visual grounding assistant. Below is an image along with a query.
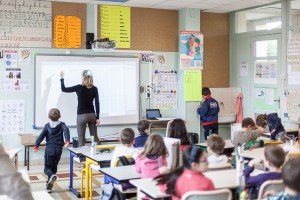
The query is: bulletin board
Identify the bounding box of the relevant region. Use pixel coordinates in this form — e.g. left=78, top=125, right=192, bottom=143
left=52, top=2, right=87, bottom=49
left=98, top=6, right=178, bottom=52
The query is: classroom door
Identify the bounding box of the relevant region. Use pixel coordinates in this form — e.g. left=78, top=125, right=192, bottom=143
left=250, top=34, right=282, bottom=118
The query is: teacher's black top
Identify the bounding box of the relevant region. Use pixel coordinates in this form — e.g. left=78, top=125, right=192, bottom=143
left=60, top=79, right=100, bottom=119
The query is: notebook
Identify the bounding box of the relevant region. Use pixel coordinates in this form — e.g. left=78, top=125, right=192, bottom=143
left=146, top=109, right=161, bottom=120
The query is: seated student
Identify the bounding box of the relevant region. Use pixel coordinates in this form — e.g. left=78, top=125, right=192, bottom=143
left=134, top=120, right=150, bottom=148
left=155, top=146, right=215, bottom=200
left=243, top=145, right=285, bottom=198
left=232, top=117, right=265, bottom=149
left=206, top=134, right=228, bottom=167
left=256, top=113, right=288, bottom=141
left=110, top=128, right=140, bottom=167
left=135, top=134, right=168, bottom=178
left=167, top=118, right=191, bottom=151
left=0, top=143, right=34, bottom=200
left=266, top=157, right=300, bottom=200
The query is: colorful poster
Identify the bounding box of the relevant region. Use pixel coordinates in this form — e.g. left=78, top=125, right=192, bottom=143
left=254, top=61, right=277, bottom=84
left=4, top=50, right=18, bottom=68
left=184, top=70, right=202, bottom=101
left=54, top=16, right=81, bottom=48
left=155, top=54, right=167, bottom=68
left=153, top=70, right=177, bottom=109
left=18, top=49, right=31, bottom=64
left=179, top=31, right=203, bottom=70
left=13, top=80, right=30, bottom=92
left=5, top=68, right=21, bottom=79
left=0, top=100, right=25, bottom=134
left=100, top=5, right=130, bottom=48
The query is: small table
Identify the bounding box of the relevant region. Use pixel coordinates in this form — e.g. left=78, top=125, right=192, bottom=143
left=23, top=137, right=119, bottom=170
left=5, top=148, right=22, bottom=169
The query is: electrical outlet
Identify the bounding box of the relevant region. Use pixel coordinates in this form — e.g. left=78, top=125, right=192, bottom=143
left=146, top=84, right=151, bottom=98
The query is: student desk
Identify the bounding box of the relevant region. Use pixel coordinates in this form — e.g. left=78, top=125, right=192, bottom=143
left=23, top=137, right=118, bottom=170
left=99, top=165, right=141, bottom=199
left=81, top=151, right=114, bottom=200
left=0, top=191, right=54, bottom=200
left=5, top=148, right=22, bottom=169
left=130, top=169, right=266, bottom=199
left=148, top=119, right=173, bottom=134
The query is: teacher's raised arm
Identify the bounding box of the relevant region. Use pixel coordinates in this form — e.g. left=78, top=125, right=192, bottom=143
left=60, top=70, right=101, bottom=147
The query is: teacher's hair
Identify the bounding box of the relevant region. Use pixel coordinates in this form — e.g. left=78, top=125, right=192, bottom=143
left=82, top=75, right=93, bottom=88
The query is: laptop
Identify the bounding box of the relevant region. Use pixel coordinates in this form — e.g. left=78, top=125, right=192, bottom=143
left=146, top=109, right=161, bottom=120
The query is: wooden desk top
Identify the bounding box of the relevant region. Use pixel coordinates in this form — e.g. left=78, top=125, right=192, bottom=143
left=99, top=165, right=140, bottom=181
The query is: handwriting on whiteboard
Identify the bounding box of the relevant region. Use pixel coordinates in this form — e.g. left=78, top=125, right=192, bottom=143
left=0, top=0, right=52, bottom=48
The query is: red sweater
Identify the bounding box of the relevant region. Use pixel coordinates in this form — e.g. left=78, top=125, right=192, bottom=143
left=161, top=169, right=215, bottom=200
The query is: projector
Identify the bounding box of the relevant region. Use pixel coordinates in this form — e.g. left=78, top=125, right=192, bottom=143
left=91, top=38, right=116, bottom=49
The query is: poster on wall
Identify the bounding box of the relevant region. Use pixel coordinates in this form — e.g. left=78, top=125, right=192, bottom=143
left=153, top=70, right=177, bottom=109
left=179, top=31, right=203, bottom=70
left=141, top=53, right=154, bottom=63
left=287, top=36, right=300, bottom=85
left=0, top=0, right=52, bottom=48
left=239, top=62, right=248, bottom=77
left=155, top=54, right=167, bottom=68
left=4, top=50, right=18, bottom=68
left=18, top=49, right=31, bottom=64
left=0, top=100, right=25, bottom=134
left=284, top=90, right=300, bottom=122
left=254, top=60, right=277, bottom=84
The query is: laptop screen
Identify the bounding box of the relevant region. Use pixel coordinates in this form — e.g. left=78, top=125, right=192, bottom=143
left=146, top=109, right=161, bottom=119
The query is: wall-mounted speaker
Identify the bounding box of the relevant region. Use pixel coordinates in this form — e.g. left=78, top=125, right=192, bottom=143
left=86, top=33, right=94, bottom=49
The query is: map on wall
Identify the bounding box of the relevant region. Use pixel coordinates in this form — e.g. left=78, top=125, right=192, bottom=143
left=179, top=31, right=203, bottom=70
left=0, top=0, right=52, bottom=48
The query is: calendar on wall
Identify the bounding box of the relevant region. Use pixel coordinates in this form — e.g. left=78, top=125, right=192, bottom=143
left=152, top=70, right=177, bottom=109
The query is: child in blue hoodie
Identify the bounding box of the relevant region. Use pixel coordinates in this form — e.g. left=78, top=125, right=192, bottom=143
left=267, top=113, right=287, bottom=141
left=197, top=87, right=220, bottom=140
left=34, top=108, right=70, bottom=192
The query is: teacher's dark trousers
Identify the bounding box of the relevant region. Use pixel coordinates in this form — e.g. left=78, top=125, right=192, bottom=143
left=77, top=113, right=100, bottom=147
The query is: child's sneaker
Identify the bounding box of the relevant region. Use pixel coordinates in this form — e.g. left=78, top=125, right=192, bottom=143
left=46, top=174, right=57, bottom=190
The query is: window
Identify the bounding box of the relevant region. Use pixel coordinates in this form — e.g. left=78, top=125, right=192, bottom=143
left=235, top=3, right=282, bottom=33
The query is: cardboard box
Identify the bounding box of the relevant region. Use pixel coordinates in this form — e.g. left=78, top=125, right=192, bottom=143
left=18, top=133, right=37, bottom=145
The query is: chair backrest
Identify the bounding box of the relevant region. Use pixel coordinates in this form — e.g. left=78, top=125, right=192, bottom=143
left=165, top=120, right=173, bottom=137
left=257, top=179, right=284, bottom=199
left=163, top=137, right=180, bottom=170
left=95, top=145, right=116, bottom=153
left=287, top=152, right=300, bottom=159
left=264, top=141, right=284, bottom=146
left=181, top=189, right=232, bottom=200
left=208, top=163, right=232, bottom=171
left=113, top=156, right=134, bottom=167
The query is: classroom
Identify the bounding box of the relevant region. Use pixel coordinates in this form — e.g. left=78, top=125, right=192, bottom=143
left=1, top=0, right=300, bottom=199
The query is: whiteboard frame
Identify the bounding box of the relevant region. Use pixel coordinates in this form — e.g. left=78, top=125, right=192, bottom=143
left=34, top=54, right=140, bottom=128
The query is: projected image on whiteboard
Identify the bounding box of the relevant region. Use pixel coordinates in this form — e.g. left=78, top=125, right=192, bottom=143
left=35, top=55, right=139, bottom=127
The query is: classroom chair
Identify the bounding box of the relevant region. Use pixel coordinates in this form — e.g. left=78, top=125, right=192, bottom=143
left=163, top=137, right=180, bottom=169
left=113, top=156, right=134, bottom=167
left=80, top=145, right=116, bottom=199
left=257, top=179, right=284, bottom=199
left=181, top=189, right=232, bottom=200
left=287, top=151, right=300, bottom=159
left=208, top=163, right=232, bottom=171
left=264, top=141, right=284, bottom=146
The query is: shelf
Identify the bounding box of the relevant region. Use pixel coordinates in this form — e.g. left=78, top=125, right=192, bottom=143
left=92, top=49, right=152, bottom=54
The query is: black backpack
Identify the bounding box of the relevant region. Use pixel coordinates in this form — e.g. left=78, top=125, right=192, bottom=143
left=188, top=132, right=199, bottom=144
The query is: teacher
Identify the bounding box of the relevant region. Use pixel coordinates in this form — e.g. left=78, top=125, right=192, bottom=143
left=60, top=70, right=100, bottom=147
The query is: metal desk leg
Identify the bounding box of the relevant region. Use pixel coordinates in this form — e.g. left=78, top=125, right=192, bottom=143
left=69, top=151, right=80, bottom=198
left=24, top=145, right=26, bottom=166
left=26, top=146, right=30, bottom=171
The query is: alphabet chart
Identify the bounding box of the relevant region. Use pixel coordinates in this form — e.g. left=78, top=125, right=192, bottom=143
left=153, top=70, right=177, bottom=109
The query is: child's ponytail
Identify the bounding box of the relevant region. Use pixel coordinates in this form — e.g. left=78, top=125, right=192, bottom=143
left=154, top=146, right=204, bottom=197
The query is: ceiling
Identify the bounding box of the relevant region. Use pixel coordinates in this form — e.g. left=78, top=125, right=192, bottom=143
left=39, top=0, right=282, bottom=13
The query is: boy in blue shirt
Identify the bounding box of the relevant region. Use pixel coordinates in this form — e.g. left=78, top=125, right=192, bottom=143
left=197, top=87, right=220, bottom=140
left=134, top=120, right=150, bottom=148
left=33, top=108, right=70, bottom=192
left=243, top=145, right=285, bottom=198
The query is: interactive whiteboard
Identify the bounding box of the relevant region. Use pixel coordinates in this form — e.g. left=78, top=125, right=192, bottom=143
left=35, top=55, right=139, bottom=127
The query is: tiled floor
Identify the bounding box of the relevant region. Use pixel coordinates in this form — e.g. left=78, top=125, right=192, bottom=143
left=19, top=159, right=104, bottom=200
